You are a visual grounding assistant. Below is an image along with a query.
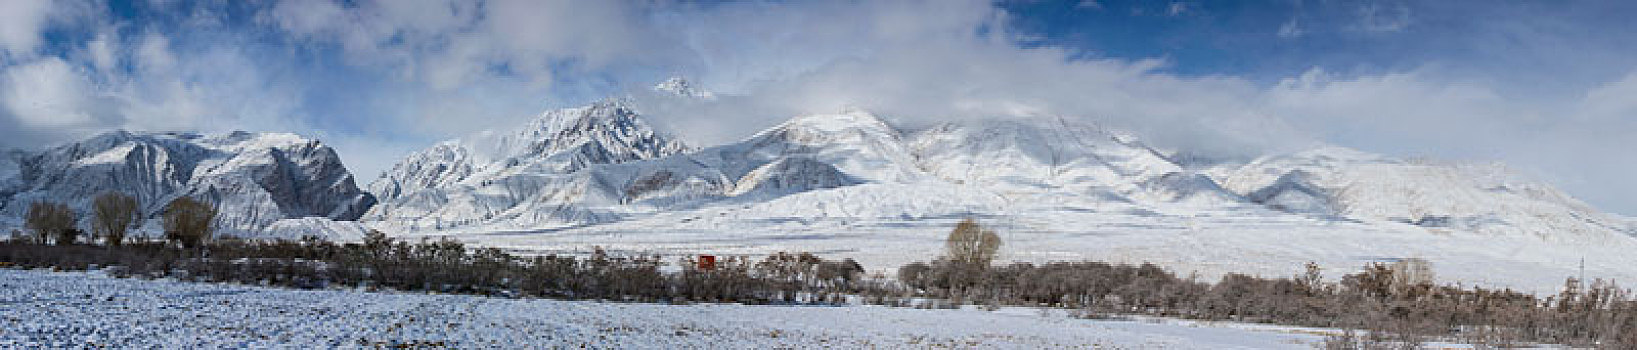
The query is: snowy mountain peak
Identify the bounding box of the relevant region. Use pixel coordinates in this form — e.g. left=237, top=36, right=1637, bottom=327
left=513, top=99, right=688, bottom=164
left=369, top=98, right=689, bottom=202
left=653, top=76, right=714, bottom=99
left=753, top=110, right=901, bottom=146
left=363, top=98, right=692, bottom=230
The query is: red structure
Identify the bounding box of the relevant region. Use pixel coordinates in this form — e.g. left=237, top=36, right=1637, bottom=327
left=697, top=255, right=717, bottom=270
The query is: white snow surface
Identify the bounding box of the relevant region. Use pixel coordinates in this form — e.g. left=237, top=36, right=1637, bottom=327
left=0, top=268, right=1354, bottom=349
left=0, top=131, right=375, bottom=238
left=362, top=98, right=1637, bottom=294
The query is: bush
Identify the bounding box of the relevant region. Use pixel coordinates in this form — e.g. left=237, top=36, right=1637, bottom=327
left=162, top=197, right=216, bottom=249
left=898, top=261, right=931, bottom=288
left=92, top=192, right=140, bottom=246
left=25, top=201, right=77, bottom=245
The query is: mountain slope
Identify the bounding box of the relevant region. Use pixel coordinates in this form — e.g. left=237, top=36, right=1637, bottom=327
left=0, top=131, right=375, bottom=237
left=907, top=118, right=1243, bottom=208
left=1211, top=147, right=1634, bottom=239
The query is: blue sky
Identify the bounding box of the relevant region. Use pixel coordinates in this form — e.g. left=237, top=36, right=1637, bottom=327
left=0, top=0, right=1635, bottom=215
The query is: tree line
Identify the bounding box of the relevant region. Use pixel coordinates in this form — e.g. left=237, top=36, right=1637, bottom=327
left=17, top=192, right=213, bottom=248
left=899, top=218, right=1637, bottom=349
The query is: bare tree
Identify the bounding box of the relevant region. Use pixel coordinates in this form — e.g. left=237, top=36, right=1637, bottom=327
left=25, top=201, right=76, bottom=245
left=945, top=218, right=1001, bottom=267
left=163, top=196, right=216, bottom=249
left=92, top=192, right=140, bottom=246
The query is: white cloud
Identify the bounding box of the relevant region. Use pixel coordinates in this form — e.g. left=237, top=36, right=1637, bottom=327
left=0, top=0, right=56, bottom=57
left=616, top=1, right=1306, bottom=158
left=1278, top=19, right=1304, bottom=38
left=1579, top=71, right=1637, bottom=125
left=1263, top=68, right=1521, bottom=153
left=1355, top=2, right=1411, bottom=33
left=0, top=57, right=104, bottom=129
left=1167, top=2, right=1191, bottom=16
left=85, top=34, right=117, bottom=73
left=262, top=0, right=678, bottom=92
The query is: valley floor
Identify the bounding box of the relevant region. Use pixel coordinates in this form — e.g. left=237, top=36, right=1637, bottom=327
left=0, top=268, right=1349, bottom=349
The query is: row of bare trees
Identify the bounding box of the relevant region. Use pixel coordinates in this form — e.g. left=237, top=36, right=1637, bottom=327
left=18, top=193, right=214, bottom=248
left=902, top=218, right=1637, bottom=349
left=0, top=230, right=876, bottom=304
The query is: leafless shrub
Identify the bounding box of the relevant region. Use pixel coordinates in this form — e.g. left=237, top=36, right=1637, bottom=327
left=898, top=261, right=931, bottom=288
left=756, top=251, right=821, bottom=302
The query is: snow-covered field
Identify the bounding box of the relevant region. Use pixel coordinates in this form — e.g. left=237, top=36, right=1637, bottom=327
left=0, top=268, right=1346, bottom=349
left=405, top=204, right=1637, bottom=296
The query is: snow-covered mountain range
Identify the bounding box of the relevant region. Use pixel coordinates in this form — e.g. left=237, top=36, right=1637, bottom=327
left=3, top=78, right=1632, bottom=292
left=364, top=81, right=1633, bottom=241
left=0, top=131, right=375, bottom=239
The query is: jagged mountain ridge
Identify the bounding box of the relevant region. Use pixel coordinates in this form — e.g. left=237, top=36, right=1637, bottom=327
left=361, top=98, right=690, bottom=230
left=0, top=130, right=376, bottom=237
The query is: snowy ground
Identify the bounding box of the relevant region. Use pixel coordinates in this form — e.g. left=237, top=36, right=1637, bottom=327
left=0, top=268, right=1355, bottom=349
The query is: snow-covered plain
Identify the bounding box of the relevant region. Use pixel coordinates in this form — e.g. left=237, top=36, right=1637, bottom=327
left=405, top=201, right=1637, bottom=296
left=0, top=268, right=1343, bottom=349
